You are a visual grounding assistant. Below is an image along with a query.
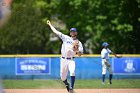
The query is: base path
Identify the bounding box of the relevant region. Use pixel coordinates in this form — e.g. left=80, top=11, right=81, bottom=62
left=4, top=89, right=140, bottom=93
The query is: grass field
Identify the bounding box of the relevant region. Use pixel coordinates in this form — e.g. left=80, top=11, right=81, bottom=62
left=2, top=79, right=140, bottom=89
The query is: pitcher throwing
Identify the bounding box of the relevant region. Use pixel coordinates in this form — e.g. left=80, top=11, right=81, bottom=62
left=47, top=20, right=83, bottom=93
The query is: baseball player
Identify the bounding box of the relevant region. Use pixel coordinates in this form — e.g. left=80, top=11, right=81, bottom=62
left=101, top=42, right=121, bottom=85
left=47, top=20, right=83, bottom=93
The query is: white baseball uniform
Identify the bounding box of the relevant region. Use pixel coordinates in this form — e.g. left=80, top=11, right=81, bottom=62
left=49, top=25, right=83, bottom=81
left=101, top=48, right=113, bottom=75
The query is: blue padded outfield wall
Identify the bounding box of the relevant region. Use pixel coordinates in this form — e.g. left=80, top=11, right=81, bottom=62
left=0, top=55, right=140, bottom=79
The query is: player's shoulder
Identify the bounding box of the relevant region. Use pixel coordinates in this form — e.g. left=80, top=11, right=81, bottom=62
left=78, top=40, right=82, bottom=44
left=102, top=48, right=106, bottom=51
left=75, top=39, right=82, bottom=45
left=75, top=38, right=81, bottom=43
left=101, top=48, right=107, bottom=52
left=62, top=34, right=71, bottom=40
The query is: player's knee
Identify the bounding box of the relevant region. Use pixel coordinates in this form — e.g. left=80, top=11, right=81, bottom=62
left=61, top=76, right=66, bottom=81
left=70, top=72, right=75, bottom=76
left=102, top=71, right=106, bottom=75
left=109, top=71, right=113, bottom=74
left=102, top=69, right=107, bottom=74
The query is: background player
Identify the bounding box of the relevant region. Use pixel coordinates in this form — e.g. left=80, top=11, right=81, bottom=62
left=101, top=42, right=121, bottom=85
left=47, top=20, right=83, bottom=93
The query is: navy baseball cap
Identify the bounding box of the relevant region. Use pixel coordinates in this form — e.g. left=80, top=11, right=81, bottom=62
left=102, top=42, right=109, bottom=47
left=70, top=28, right=77, bottom=32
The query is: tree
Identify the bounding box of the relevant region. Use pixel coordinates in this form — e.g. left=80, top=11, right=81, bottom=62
left=0, top=0, right=58, bottom=54
left=0, top=0, right=140, bottom=54
left=57, top=0, right=140, bottom=53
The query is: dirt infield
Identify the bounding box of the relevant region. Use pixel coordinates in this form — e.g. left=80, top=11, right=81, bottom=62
left=4, top=89, right=140, bottom=93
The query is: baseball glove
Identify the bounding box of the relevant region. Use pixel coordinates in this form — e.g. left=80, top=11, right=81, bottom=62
left=73, top=40, right=79, bottom=52
left=105, top=62, right=111, bottom=67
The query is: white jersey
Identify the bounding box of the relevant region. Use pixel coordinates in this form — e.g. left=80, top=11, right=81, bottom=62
left=49, top=25, right=83, bottom=58
left=59, top=34, right=83, bottom=58
left=101, top=48, right=112, bottom=60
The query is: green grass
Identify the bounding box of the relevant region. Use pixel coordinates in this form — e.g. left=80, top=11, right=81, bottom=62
left=3, top=80, right=64, bottom=89
left=75, top=79, right=140, bottom=88
left=2, top=79, right=140, bottom=89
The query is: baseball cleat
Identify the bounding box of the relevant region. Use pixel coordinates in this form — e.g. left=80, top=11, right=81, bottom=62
left=65, top=83, right=70, bottom=92
left=102, top=82, right=105, bottom=85
left=108, top=81, right=112, bottom=84
left=69, top=89, right=73, bottom=93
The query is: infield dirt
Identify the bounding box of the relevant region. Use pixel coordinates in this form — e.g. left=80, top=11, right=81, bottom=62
left=4, top=89, right=140, bottom=93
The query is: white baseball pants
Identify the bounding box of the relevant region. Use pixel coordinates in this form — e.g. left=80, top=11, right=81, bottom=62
left=102, top=59, right=112, bottom=75
left=60, top=58, right=75, bottom=81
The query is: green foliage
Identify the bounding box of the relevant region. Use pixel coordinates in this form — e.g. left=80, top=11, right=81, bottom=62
left=57, top=0, right=140, bottom=54
left=0, top=0, right=60, bottom=54
left=0, top=0, right=140, bottom=54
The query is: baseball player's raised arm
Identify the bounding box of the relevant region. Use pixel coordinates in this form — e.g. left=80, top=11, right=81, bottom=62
left=47, top=20, right=62, bottom=36
left=47, top=20, right=68, bottom=41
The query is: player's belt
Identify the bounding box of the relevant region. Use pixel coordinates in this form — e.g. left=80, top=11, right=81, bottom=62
left=62, top=57, right=75, bottom=60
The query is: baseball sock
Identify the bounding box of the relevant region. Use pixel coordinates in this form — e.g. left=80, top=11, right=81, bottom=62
left=70, top=76, right=75, bottom=89
left=63, top=79, right=69, bottom=92
left=109, top=74, right=112, bottom=84
left=102, top=74, right=105, bottom=83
